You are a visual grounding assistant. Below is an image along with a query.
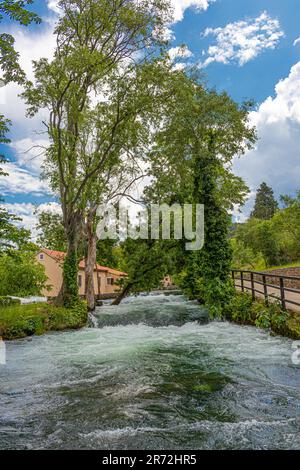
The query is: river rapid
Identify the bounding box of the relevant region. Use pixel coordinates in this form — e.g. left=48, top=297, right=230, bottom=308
left=1, top=293, right=300, bottom=450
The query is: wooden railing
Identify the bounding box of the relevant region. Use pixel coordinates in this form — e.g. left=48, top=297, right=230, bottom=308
left=231, top=269, right=300, bottom=311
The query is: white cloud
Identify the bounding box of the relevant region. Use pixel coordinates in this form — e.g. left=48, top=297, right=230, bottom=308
left=168, top=45, right=193, bottom=60
left=10, top=137, right=49, bottom=175
left=0, top=162, right=50, bottom=196
left=233, top=60, right=300, bottom=214
left=47, top=0, right=61, bottom=14
left=0, top=24, right=56, bottom=127
left=293, top=37, right=300, bottom=46
left=0, top=202, right=61, bottom=239
left=0, top=22, right=55, bottom=197
left=171, top=0, right=214, bottom=23
left=167, top=45, right=193, bottom=70
left=202, top=11, right=284, bottom=67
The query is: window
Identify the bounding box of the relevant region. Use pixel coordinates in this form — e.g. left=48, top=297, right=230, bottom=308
left=78, top=275, right=82, bottom=287
left=39, top=253, right=44, bottom=260
left=107, top=277, right=114, bottom=286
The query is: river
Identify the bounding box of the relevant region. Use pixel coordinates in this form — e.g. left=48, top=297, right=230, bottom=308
left=1, top=293, right=300, bottom=450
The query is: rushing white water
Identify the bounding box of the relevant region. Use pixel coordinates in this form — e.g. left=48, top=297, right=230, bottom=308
left=1, top=294, right=300, bottom=450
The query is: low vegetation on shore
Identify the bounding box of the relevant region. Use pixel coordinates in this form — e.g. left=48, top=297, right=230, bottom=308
left=0, top=299, right=88, bottom=340
left=224, top=292, right=300, bottom=340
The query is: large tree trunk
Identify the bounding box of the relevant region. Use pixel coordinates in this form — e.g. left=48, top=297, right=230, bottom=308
left=55, top=212, right=82, bottom=307
left=84, top=206, right=99, bottom=311
left=85, top=212, right=97, bottom=311
left=111, top=283, right=133, bottom=306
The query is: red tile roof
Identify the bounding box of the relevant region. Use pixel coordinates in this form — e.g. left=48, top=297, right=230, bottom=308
left=40, top=248, right=127, bottom=276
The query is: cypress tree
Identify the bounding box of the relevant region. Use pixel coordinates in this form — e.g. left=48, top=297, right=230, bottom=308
left=251, top=182, right=278, bottom=220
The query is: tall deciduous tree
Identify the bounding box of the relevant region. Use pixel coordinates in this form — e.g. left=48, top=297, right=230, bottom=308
left=111, top=238, right=179, bottom=305
left=250, top=182, right=278, bottom=220
left=144, top=72, right=256, bottom=316
left=23, top=0, right=172, bottom=307
left=36, top=210, right=67, bottom=252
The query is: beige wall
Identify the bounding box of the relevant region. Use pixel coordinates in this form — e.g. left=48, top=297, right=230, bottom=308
left=37, top=251, right=125, bottom=298
left=37, top=251, right=63, bottom=297
left=77, top=269, right=108, bottom=296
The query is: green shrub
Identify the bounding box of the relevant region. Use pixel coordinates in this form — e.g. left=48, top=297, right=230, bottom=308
left=223, top=292, right=253, bottom=324
left=0, top=252, right=48, bottom=297
left=0, top=296, right=21, bottom=307
left=0, top=301, right=88, bottom=340
left=225, top=291, right=298, bottom=339
left=252, top=303, right=271, bottom=329
left=268, top=303, right=291, bottom=336
left=47, top=300, right=88, bottom=331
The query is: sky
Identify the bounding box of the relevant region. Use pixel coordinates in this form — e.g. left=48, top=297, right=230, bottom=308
left=1, top=0, right=300, bottom=232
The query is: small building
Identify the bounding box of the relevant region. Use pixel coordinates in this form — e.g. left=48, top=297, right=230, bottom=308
left=37, top=248, right=127, bottom=298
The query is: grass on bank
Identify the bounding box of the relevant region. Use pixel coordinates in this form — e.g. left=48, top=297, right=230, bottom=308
left=0, top=301, right=88, bottom=340
left=264, top=260, right=300, bottom=271
left=224, top=291, right=300, bottom=339
left=239, top=259, right=300, bottom=272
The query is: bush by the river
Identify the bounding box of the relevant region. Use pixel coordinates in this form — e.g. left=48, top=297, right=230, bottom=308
left=0, top=296, right=21, bottom=307
left=0, top=251, right=49, bottom=297
left=0, top=301, right=88, bottom=340
left=224, top=292, right=300, bottom=339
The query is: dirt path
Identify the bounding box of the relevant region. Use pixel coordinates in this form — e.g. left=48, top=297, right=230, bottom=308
left=234, top=279, right=300, bottom=313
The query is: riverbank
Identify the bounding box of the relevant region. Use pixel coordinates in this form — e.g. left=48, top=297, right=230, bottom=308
left=224, top=292, right=300, bottom=340
left=0, top=301, right=88, bottom=340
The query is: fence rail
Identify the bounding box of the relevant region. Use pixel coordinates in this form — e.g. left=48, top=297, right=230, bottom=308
left=231, top=269, right=300, bottom=311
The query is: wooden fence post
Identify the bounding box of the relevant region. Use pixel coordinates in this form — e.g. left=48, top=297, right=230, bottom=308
left=241, top=271, right=244, bottom=292
left=250, top=272, right=255, bottom=301
left=262, top=274, right=268, bottom=305
left=280, top=277, right=286, bottom=310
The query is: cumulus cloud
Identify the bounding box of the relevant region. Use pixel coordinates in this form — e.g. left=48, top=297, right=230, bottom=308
left=170, top=0, right=214, bottom=22
left=0, top=162, right=51, bottom=196
left=293, top=37, right=300, bottom=46
left=202, top=11, right=284, bottom=67
left=168, top=45, right=193, bottom=60
left=0, top=202, right=61, bottom=239
left=10, top=138, right=49, bottom=175
left=47, top=0, right=61, bottom=14
left=0, top=24, right=56, bottom=127
left=233, top=60, right=300, bottom=215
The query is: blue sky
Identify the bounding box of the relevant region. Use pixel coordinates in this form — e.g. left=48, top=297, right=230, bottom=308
left=1, top=0, right=300, bottom=230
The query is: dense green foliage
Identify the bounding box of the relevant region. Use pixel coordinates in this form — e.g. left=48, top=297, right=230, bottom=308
left=142, top=73, right=255, bottom=316
left=116, top=238, right=179, bottom=297
left=0, top=296, right=20, bottom=307
left=223, top=291, right=300, bottom=339
left=250, top=182, right=278, bottom=220
left=22, top=0, right=173, bottom=306
left=233, top=190, right=300, bottom=269
left=96, top=239, right=121, bottom=269
left=0, top=300, right=87, bottom=340
left=0, top=249, right=48, bottom=297
left=0, top=205, right=31, bottom=253
left=36, top=211, right=67, bottom=252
